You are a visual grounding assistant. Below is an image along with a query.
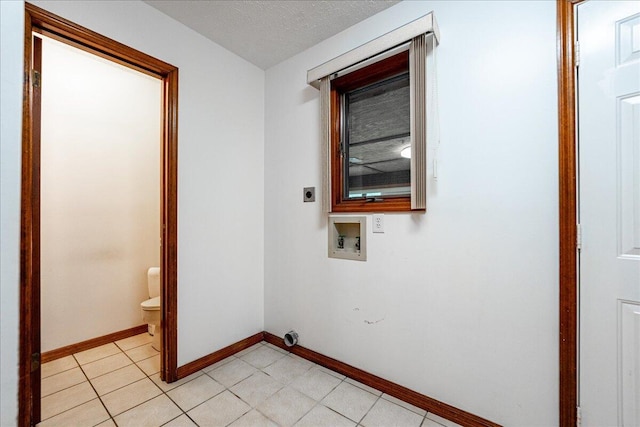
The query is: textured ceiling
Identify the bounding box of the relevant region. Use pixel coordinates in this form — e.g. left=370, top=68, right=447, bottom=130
left=143, top=0, right=400, bottom=69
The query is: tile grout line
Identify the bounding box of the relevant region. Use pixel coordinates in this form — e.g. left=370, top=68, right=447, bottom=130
left=252, top=343, right=368, bottom=427
left=73, top=352, right=125, bottom=427
left=237, top=345, right=346, bottom=427
left=254, top=348, right=310, bottom=426
left=105, top=337, right=154, bottom=427
left=222, top=350, right=284, bottom=426
left=182, top=344, right=293, bottom=426
left=154, top=365, right=202, bottom=426
left=96, top=340, right=156, bottom=425
left=144, top=336, right=251, bottom=426
left=85, top=335, right=158, bottom=426
left=74, top=353, right=112, bottom=427
left=358, top=393, right=382, bottom=426
left=39, top=348, right=120, bottom=424
left=40, top=335, right=165, bottom=426
left=235, top=354, right=288, bottom=427
left=303, top=368, right=350, bottom=425
left=109, top=337, right=176, bottom=424
left=44, top=337, right=444, bottom=427
left=40, top=364, right=76, bottom=381
left=216, top=340, right=440, bottom=426
left=39, top=353, right=112, bottom=425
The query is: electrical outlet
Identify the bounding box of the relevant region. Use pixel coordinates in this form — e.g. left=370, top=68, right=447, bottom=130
left=303, top=187, right=315, bottom=202
left=373, top=214, right=384, bottom=233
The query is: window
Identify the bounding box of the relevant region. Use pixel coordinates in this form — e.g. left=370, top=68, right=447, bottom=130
left=331, top=51, right=412, bottom=211
left=308, top=13, right=439, bottom=213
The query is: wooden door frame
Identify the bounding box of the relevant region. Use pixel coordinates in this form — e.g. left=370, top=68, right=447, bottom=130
left=557, top=0, right=584, bottom=425
left=19, top=3, right=178, bottom=426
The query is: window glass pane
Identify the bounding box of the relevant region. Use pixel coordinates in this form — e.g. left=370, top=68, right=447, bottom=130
left=345, top=73, right=410, bottom=198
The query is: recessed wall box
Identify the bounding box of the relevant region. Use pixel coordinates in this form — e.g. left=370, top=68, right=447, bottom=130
left=303, top=187, right=315, bottom=202
left=328, top=215, right=366, bottom=261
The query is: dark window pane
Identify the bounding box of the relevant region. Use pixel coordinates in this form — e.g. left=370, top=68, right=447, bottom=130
left=344, top=73, right=410, bottom=198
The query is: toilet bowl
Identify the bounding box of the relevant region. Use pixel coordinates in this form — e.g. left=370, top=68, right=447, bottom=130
left=141, top=267, right=161, bottom=351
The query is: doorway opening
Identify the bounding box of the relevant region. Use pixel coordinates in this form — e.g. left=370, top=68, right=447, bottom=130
left=19, top=4, right=178, bottom=426
left=38, top=31, right=162, bottom=359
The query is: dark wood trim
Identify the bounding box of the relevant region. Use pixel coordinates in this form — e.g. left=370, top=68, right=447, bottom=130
left=176, top=332, right=264, bottom=379
left=263, top=332, right=501, bottom=427
left=19, top=13, right=40, bottom=426
left=174, top=330, right=498, bottom=425
left=161, top=66, right=179, bottom=384
left=331, top=51, right=409, bottom=92
left=557, top=1, right=582, bottom=426
left=25, top=4, right=174, bottom=78
left=41, top=325, right=148, bottom=363
left=30, top=36, right=43, bottom=425
left=20, top=4, right=179, bottom=425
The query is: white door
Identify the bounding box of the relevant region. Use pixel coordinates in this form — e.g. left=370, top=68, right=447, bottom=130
left=578, top=1, right=640, bottom=426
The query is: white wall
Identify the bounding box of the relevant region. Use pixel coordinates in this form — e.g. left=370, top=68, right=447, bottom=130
left=1, top=1, right=264, bottom=421
left=0, top=1, right=24, bottom=424
left=27, top=0, right=266, bottom=365
left=40, top=37, right=161, bottom=352
left=264, top=1, right=558, bottom=425
left=1, top=0, right=265, bottom=421
left=0, top=0, right=560, bottom=424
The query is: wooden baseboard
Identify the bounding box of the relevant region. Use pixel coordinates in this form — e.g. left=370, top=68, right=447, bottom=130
left=41, top=324, right=148, bottom=363
left=176, top=332, right=264, bottom=379
left=40, top=328, right=499, bottom=426
left=263, top=331, right=500, bottom=427
left=172, top=331, right=499, bottom=426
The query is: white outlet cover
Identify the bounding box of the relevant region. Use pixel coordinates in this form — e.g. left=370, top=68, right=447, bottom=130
left=373, top=214, right=384, bottom=233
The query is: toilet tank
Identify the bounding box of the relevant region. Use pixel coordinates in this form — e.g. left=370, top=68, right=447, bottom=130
left=147, top=267, right=160, bottom=298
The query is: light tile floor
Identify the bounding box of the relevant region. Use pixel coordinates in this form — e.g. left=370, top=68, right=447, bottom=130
left=39, top=334, right=461, bottom=427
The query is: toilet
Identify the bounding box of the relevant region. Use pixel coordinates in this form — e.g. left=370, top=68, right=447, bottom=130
left=141, top=267, right=161, bottom=351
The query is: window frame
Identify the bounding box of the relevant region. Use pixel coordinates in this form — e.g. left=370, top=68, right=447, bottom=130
left=308, top=13, right=439, bottom=214
left=330, top=51, right=412, bottom=212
